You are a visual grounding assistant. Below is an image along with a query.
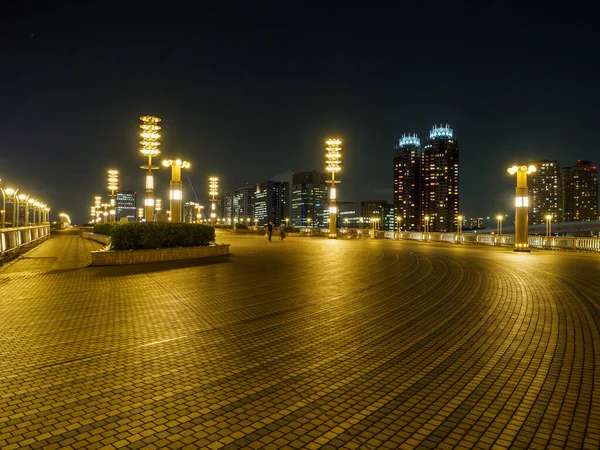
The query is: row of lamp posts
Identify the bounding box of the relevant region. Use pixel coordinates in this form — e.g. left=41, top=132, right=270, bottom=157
left=0, top=186, right=49, bottom=228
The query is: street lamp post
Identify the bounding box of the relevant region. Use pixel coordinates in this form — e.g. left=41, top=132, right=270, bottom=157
left=209, top=177, right=219, bottom=226
left=396, top=215, right=402, bottom=234
left=496, top=214, right=503, bottom=236
left=507, top=165, right=536, bottom=252
left=545, top=214, right=552, bottom=248
left=107, top=170, right=119, bottom=222
left=424, top=215, right=430, bottom=234
left=1, top=188, right=18, bottom=228
left=307, top=217, right=312, bottom=231
left=137, top=207, right=144, bottom=222
left=18, top=194, right=30, bottom=226
left=162, top=159, right=191, bottom=223
left=325, top=138, right=342, bottom=239
left=457, top=214, right=463, bottom=234
left=139, top=115, right=161, bottom=222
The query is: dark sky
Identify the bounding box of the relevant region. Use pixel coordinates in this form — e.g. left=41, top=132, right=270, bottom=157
left=1, top=1, right=599, bottom=224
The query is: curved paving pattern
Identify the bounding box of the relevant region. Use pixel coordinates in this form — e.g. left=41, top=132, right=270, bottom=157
left=0, top=233, right=598, bottom=449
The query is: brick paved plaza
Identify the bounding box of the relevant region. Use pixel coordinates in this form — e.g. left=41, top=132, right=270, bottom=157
left=0, top=231, right=598, bottom=449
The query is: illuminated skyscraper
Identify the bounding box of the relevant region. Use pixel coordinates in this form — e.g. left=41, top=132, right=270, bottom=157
left=291, top=170, right=329, bottom=227
left=115, top=189, right=136, bottom=222
left=562, top=160, right=598, bottom=222
left=527, top=160, right=561, bottom=224
left=233, top=184, right=254, bottom=222
left=421, top=124, right=459, bottom=232
left=393, top=134, right=421, bottom=231
left=253, top=181, right=289, bottom=227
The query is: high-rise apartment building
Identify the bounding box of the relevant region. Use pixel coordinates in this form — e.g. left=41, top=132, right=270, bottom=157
left=562, top=160, right=598, bottom=222
left=115, top=189, right=136, bottom=222
left=253, top=181, right=290, bottom=227
left=233, top=184, right=254, bottom=222
left=393, top=135, right=421, bottom=231
left=291, top=171, right=329, bottom=227
left=421, top=125, right=459, bottom=232
left=527, top=160, right=561, bottom=224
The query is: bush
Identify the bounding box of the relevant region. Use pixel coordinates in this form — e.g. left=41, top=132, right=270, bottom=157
left=214, top=224, right=233, bottom=229
left=235, top=223, right=249, bottom=230
left=93, top=222, right=215, bottom=250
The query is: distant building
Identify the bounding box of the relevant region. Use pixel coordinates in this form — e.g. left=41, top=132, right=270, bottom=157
left=183, top=201, right=201, bottom=223
left=528, top=160, right=561, bottom=224
left=393, top=134, right=421, bottom=231
left=337, top=201, right=362, bottom=228
left=253, top=181, right=290, bottom=227
left=562, top=160, right=598, bottom=222
left=469, top=217, right=484, bottom=229
left=233, top=184, right=254, bottom=223
left=291, top=170, right=329, bottom=228
left=220, top=192, right=233, bottom=223
left=421, top=125, right=459, bottom=232
left=115, top=189, right=136, bottom=222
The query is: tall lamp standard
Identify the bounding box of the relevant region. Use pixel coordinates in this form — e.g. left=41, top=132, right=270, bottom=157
left=507, top=165, right=536, bottom=252
left=209, top=177, right=219, bottom=226
left=325, top=138, right=342, bottom=239
left=424, top=215, right=430, bottom=234
left=162, top=159, right=190, bottom=223
left=457, top=215, right=463, bottom=234
left=1, top=188, right=18, bottom=228
left=137, top=208, right=144, bottom=222
left=496, top=215, right=504, bottom=236
left=18, top=194, right=30, bottom=227
left=107, top=170, right=119, bottom=222
left=139, top=115, right=161, bottom=222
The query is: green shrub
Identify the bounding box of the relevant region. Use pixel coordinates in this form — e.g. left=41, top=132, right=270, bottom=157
left=235, top=223, right=249, bottom=230
left=93, top=222, right=215, bottom=250
left=214, top=224, right=233, bottom=229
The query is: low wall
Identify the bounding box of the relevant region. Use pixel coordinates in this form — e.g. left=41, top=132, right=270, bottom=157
left=1, top=225, right=51, bottom=258
left=90, top=243, right=230, bottom=266
left=81, top=232, right=111, bottom=246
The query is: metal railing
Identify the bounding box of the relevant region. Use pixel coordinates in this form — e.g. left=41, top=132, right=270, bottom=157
left=297, top=228, right=600, bottom=253
left=0, top=225, right=51, bottom=257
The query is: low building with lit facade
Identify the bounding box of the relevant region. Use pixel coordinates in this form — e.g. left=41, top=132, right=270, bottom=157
left=393, top=134, right=421, bottom=231
left=291, top=170, right=329, bottom=228
left=253, top=181, right=290, bottom=227
left=115, top=189, right=136, bottom=222
left=562, top=160, right=598, bottom=222
left=421, top=124, right=459, bottom=232
left=527, top=160, right=561, bottom=224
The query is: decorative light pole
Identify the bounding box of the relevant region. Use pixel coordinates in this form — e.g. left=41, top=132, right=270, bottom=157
left=107, top=170, right=119, bottom=222
left=325, top=138, right=342, bottom=239
left=137, top=207, right=144, bottom=222
left=90, top=206, right=96, bottom=223
left=155, top=199, right=162, bottom=219
left=18, top=194, right=30, bottom=226
left=162, top=159, right=190, bottom=223
left=396, top=215, right=403, bottom=235
left=424, top=215, right=430, bottom=234
left=139, top=115, right=161, bottom=222
left=457, top=215, right=463, bottom=234
left=507, top=165, right=536, bottom=252
left=0, top=188, right=18, bottom=228
left=209, top=177, right=219, bottom=226
left=496, top=214, right=503, bottom=236
left=545, top=214, right=552, bottom=237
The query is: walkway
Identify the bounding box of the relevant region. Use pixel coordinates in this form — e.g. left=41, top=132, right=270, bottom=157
left=0, top=232, right=598, bottom=449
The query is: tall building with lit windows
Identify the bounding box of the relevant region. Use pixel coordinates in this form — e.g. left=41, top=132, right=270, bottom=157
left=393, top=134, right=421, bottom=231
left=291, top=170, right=329, bottom=227
left=562, top=160, right=598, bottom=222
left=420, top=124, right=459, bottom=232
left=115, top=189, right=136, bottom=222
left=233, top=184, right=254, bottom=223
left=527, top=160, right=561, bottom=224
left=253, top=181, right=290, bottom=227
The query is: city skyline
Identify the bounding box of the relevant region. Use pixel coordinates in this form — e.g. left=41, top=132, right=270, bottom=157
left=2, top=3, right=599, bottom=224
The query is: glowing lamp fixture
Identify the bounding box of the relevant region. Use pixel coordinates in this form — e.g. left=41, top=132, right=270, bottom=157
left=162, top=158, right=190, bottom=223
left=209, top=177, right=219, bottom=197
left=325, top=139, right=342, bottom=174
left=140, top=115, right=162, bottom=221
left=507, top=164, right=536, bottom=252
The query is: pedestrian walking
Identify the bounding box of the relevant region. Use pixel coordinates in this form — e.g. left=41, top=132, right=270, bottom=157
left=267, top=221, right=273, bottom=242
left=279, top=223, right=285, bottom=240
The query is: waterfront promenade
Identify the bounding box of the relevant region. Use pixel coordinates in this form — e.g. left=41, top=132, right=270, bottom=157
left=0, top=231, right=598, bottom=449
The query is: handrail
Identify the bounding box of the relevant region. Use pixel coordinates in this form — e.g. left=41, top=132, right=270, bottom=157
left=0, top=225, right=51, bottom=256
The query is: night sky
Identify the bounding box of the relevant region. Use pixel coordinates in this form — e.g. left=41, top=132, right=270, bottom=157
left=2, top=1, right=599, bottom=224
